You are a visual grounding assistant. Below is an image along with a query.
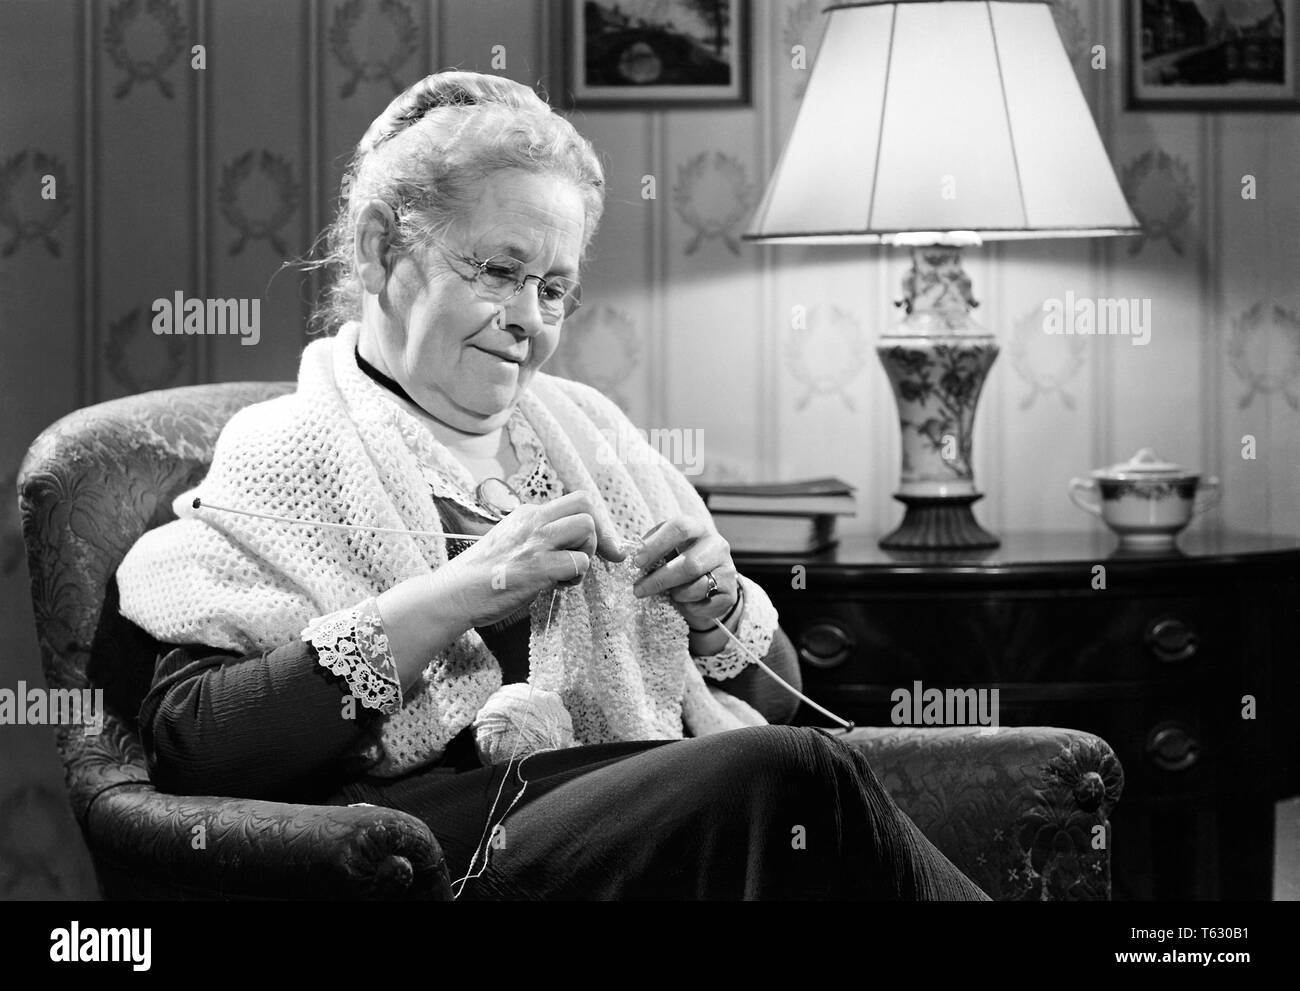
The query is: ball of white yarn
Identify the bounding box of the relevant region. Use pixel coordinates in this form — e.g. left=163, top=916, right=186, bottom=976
left=473, top=683, right=574, bottom=766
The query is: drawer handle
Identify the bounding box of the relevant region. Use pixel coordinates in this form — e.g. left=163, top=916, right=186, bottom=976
left=797, top=622, right=854, bottom=669
left=1146, top=723, right=1200, bottom=772
left=1144, top=616, right=1199, bottom=663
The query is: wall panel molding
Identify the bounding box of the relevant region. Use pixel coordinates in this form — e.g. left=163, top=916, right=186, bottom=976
left=78, top=0, right=99, bottom=406
left=193, top=0, right=211, bottom=383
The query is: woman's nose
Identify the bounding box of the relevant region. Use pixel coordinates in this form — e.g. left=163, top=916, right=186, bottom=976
left=500, top=284, right=547, bottom=336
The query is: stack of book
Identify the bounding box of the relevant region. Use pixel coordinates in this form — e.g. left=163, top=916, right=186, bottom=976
left=693, top=477, right=856, bottom=556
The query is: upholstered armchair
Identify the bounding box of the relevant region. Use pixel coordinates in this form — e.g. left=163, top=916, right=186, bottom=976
left=18, top=382, right=1123, bottom=900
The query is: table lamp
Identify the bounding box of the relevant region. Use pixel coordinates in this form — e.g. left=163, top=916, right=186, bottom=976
left=745, top=0, right=1140, bottom=549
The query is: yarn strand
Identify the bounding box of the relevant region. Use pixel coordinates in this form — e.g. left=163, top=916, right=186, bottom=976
left=450, top=587, right=562, bottom=899
left=191, top=497, right=486, bottom=542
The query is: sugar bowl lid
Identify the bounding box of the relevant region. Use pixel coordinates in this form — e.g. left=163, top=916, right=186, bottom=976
left=1091, top=448, right=1198, bottom=480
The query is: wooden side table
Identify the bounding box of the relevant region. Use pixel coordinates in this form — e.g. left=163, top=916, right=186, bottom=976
left=739, top=530, right=1300, bottom=901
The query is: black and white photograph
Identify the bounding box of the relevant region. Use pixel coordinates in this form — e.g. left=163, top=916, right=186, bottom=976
left=0, top=0, right=1294, bottom=967
left=1129, top=0, right=1299, bottom=108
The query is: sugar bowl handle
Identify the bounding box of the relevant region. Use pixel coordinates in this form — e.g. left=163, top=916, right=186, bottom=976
left=1193, top=476, right=1221, bottom=517
left=1068, top=476, right=1103, bottom=518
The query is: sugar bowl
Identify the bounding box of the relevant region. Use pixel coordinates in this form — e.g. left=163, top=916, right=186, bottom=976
left=1068, top=448, right=1221, bottom=548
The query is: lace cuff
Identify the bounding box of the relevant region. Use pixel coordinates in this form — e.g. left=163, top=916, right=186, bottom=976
left=301, top=597, right=402, bottom=715
left=692, top=574, right=778, bottom=681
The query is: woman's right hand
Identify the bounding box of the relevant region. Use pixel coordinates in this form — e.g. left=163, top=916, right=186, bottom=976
left=376, top=492, right=627, bottom=691
left=436, top=491, right=627, bottom=629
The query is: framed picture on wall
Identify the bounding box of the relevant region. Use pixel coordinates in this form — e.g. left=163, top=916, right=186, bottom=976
left=554, top=0, right=751, bottom=108
left=1128, top=0, right=1300, bottom=110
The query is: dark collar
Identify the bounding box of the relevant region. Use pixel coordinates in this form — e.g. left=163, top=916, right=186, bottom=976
left=355, top=346, right=420, bottom=408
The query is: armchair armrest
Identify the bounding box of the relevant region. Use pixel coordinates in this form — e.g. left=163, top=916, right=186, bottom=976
left=84, top=785, right=452, bottom=900
left=837, top=725, right=1124, bottom=901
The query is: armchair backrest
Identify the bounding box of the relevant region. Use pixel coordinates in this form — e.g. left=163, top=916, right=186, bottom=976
left=18, top=382, right=293, bottom=818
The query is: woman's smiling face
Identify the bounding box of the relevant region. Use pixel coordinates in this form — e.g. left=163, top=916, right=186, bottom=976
left=365, top=168, right=587, bottom=434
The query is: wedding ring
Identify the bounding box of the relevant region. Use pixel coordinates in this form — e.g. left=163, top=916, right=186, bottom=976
left=704, top=571, right=721, bottom=599
left=568, top=550, right=581, bottom=581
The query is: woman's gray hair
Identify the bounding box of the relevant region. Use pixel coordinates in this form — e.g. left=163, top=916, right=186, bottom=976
left=310, top=71, right=605, bottom=334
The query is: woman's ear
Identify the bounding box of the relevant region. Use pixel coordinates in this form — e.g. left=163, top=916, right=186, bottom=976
left=355, top=200, right=398, bottom=296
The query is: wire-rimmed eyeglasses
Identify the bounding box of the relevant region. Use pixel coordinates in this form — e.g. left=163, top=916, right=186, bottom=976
left=433, top=241, right=582, bottom=323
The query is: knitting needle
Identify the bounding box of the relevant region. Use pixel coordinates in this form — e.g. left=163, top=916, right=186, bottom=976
left=710, top=618, right=856, bottom=732
left=190, top=497, right=486, bottom=542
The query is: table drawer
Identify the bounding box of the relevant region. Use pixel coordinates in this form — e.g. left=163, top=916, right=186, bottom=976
left=767, top=590, right=1230, bottom=684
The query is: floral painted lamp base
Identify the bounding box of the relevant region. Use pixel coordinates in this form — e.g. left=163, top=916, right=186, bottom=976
left=877, top=245, right=1000, bottom=550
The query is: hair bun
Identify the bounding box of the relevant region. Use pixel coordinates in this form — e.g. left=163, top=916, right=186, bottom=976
left=359, top=71, right=547, bottom=154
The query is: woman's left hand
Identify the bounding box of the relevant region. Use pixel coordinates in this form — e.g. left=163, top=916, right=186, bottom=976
left=630, top=516, right=738, bottom=631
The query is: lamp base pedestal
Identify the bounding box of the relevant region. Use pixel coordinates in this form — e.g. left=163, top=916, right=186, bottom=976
left=879, top=493, right=1000, bottom=550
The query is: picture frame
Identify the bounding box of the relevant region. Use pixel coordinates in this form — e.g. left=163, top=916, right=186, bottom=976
left=552, top=0, right=751, bottom=109
left=1127, top=0, right=1300, bottom=111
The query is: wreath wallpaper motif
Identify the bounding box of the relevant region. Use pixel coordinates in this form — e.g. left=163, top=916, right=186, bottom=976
left=329, top=0, right=420, bottom=99
left=105, top=306, right=187, bottom=393
left=1229, top=301, right=1300, bottom=411
left=551, top=304, right=643, bottom=409
left=217, top=150, right=300, bottom=257
left=104, top=0, right=189, bottom=100
left=0, top=782, right=85, bottom=898
left=673, top=151, right=756, bottom=256
left=0, top=150, right=71, bottom=259
left=784, top=304, right=870, bottom=412
left=1120, top=149, right=1195, bottom=257
left=1008, top=304, right=1087, bottom=411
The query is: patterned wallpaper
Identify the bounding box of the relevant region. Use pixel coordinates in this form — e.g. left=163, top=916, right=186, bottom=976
left=1, top=0, right=1298, bottom=898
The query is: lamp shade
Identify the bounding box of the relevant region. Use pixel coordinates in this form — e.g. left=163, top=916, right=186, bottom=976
left=745, top=0, right=1140, bottom=245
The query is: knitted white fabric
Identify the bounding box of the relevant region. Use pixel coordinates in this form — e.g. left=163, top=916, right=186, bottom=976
left=117, top=320, right=775, bottom=775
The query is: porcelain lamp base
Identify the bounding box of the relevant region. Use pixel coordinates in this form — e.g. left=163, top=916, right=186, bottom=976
left=875, top=245, right=1003, bottom=551
left=879, top=493, right=1000, bottom=550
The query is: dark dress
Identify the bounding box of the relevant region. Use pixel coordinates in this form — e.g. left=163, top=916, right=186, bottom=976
left=119, top=352, right=990, bottom=900
left=128, top=608, right=987, bottom=899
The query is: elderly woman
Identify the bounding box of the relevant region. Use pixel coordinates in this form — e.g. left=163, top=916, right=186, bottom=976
left=114, top=71, right=987, bottom=900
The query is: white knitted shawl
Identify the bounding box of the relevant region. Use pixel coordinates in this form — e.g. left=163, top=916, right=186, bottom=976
left=117, top=320, right=766, bottom=774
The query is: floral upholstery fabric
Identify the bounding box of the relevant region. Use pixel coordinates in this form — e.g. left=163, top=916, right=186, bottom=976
left=836, top=727, right=1123, bottom=901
